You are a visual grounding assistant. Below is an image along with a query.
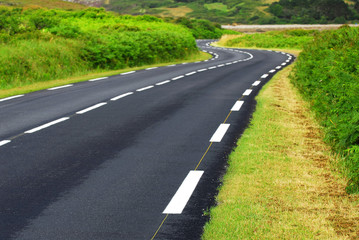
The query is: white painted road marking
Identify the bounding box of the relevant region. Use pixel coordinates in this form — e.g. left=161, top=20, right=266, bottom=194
left=243, top=89, right=253, bottom=96
left=217, top=64, right=225, bottom=67
left=0, top=95, right=24, bottom=102
left=252, top=81, right=261, bottom=86
left=25, top=117, right=70, bottom=134
left=281, top=63, right=287, bottom=66
left=261, top=74, right=269, bottom=79
left=197, top=69, right=207, bottom=72
left=76, top=103, right=107, bottom=114
left=156, top=80, right=171, bottom=86
left=48, top=85, right=73, bottom=91
left=172, top=75, right=184, bottom=80
left=136, top=86, right=154, bottom=92
left=210, top=124, right=230, bottom=142
left=276, top=66, right=282, bottom=69
left=89, top=77, right=108, bottom=82
left=121, top=71, right=136, bottom=75
left=231, top=101, right=244, bottom=111
left=185, top=72, right=196, bottom=76
left=163, top=171, right=204, bottom=214
left=111, top=92, right=134, bottom=101
left=146, top=67, right=158, bottom=70
left=208, top=66, right=217, bottom=69
left=269, top=69, right=276, bottom=73
left=0, top=140, right=11, bottom=147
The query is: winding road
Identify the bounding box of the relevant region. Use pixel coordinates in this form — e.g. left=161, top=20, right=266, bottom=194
left=0, top=41, right=294, bottom=239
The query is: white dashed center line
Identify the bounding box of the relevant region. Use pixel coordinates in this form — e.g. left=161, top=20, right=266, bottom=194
left=136, top=86, right=154, bottom=92
left=76, top=103, right=107, bottom=114
left=156, top=80, right=171, bottom=86
left=185, top=72, right=196, bottom=76
left=25, top=117, right=70, bottom=134
left=111, top=92, right=134, bottom=101
left=172, top=75, right=184, bottom=80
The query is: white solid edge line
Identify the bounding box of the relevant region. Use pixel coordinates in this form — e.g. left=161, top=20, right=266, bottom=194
left=89, top=77, right=108, bottom=82
left=48, top=84, right=73, bottom=91
left=243, top=89, right=253, bottom=96
left=261, top=74, right=269, bottom=79
left=172, top=75, right=184, bottom=80
left=136, top=85, right=154, bottom=92
left=76, top=103, right=107, bottom=114
left=111, top=92, right=134, bottom=101
left=25, top=117, right=70, bottom=134
left=252, top=81, right=261, bottom=86
left=0, top=95, right=24, bottom=102
left=231, top=101, right=244, bottom=111
left=121, top=71, right=136, bottom=75
left=163, top=171, right=204, bottom=214
left=210, top=124, right=230, bottom=142
left=156, top=80, right=171, bottom=86
left=0, top=140, right=11, bottom=147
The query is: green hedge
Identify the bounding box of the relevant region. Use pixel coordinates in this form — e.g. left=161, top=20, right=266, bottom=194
left=291, top=26, right=359, bottom=193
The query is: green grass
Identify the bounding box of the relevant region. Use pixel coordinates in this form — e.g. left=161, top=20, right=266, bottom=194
left=0, top=8, right=199, bottom=91
left=202, top=64, right=359, bottom=240
left=204, top=3, right=229, bottom=12
left=219, top=30, right=317, bottom=50
left=0, top=51, right=210, bottom=99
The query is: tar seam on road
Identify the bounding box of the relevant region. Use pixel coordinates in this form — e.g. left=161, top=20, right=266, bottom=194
left=150, top=214, right=169, bottom=240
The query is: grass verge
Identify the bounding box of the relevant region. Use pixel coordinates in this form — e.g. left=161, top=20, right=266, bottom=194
left=0, top=51, right=210, bottom=99
left=202, top=64, right=359, bottom=239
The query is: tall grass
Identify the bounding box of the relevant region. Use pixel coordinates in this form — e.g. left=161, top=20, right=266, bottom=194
left=291, top=26, right=359, bottom=193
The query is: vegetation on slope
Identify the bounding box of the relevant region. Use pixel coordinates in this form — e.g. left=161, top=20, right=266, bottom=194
left=0, top=7, right=200, bottom=89
left=101, top=0, right=359, bottom=24
left=0, top=0, right=86, bottom=9
left=268, top=0, right=359, bottom=23
left=292, top=26, right=359, bottom=193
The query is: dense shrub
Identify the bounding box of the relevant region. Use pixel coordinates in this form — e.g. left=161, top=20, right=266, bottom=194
left=0, top=8, right=198, bottom=89
left=291, top=26, right=359, bottom=193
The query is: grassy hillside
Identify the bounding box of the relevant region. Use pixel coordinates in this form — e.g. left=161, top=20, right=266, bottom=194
left=100, top=0, right=359, bottom=24
left=102, top=0, right=278, bottom=24
left=0, top=0, right=86, bottom=9
left=0, top=7, right=200, bottom=90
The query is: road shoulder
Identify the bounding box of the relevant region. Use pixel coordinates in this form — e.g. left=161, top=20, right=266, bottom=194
left=202, top=64, right=359, bottom=239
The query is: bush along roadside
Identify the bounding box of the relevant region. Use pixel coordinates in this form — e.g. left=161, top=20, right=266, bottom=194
left=0, top=7, right=198, bottom=89
left=291, top=25, right=359, bottom=193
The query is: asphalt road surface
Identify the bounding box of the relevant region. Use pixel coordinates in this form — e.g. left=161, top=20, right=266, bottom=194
left=0, top=40, right=294, bottom=240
